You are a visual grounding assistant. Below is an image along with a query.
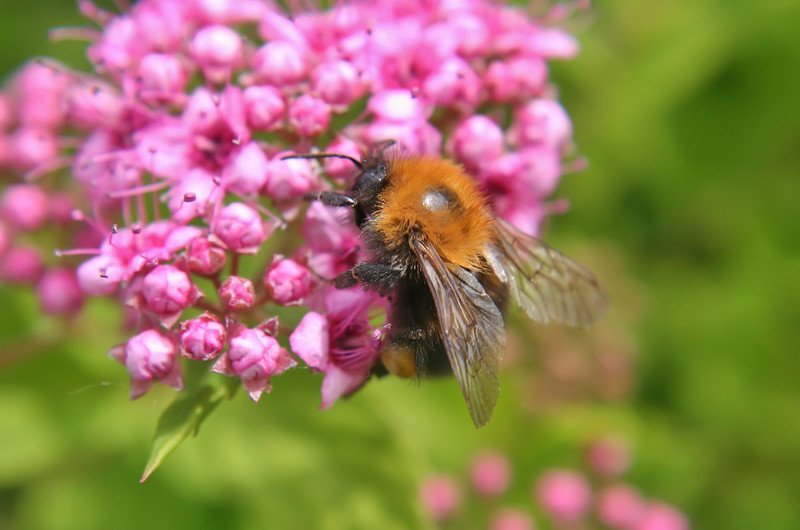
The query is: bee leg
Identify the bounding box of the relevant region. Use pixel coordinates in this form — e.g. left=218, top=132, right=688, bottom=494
left=334, top=262, right=401, bottom=296
left=304, top=191, right=357, bottom=208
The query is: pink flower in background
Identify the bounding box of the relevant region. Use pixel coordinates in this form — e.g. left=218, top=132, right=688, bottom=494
left=0, top=0, right=585, bottom=411
left=470, top=451, right=512, bottom=498
left=636, top=503, right=690, bottom=530
left=489, top=509, right=536, bottom=530
left=37, top=267, right=84, bottom=315
left=587, top=436, right=632, bottom=477
left=421, top=447, right=691, bottom=529
left=597, top=484, right=646, bottom=530
left=419, top=474, right=462, bottom=522
left=535, top=469, right=592, bottom=523
left=1, top=184, right=50, bottom=231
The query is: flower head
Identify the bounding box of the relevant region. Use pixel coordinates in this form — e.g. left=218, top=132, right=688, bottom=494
left=0, top=0, right=585, bottom=414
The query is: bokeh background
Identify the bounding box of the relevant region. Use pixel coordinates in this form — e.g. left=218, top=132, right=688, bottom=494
left=1, top=1, right=798, bottom=528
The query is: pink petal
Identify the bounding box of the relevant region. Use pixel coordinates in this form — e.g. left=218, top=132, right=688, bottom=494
left=130, top=379, right=153, bottom=400
left=211, top=352, right=235, bottom=375
left=320, top=365, right=367, bottom=409
left=289, top=311, right=329, bottom=370
left=243, top=377, right=270, bottom=402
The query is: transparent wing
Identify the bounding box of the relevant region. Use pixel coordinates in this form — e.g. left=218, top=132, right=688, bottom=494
left=409, top=232, right=506, bottom=427
left=485, top=218, right=608, bottom=327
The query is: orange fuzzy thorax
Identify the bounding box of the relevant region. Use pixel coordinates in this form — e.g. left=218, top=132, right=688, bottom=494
left=374, top=156, right=494, bottom=271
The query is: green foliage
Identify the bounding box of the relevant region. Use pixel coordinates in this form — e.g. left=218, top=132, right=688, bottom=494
left=140, top=363, right=241, bottom=482
left=1, top=0, right=799, bottom=529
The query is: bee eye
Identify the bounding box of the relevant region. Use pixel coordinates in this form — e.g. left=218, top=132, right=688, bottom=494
left=422, top=186, right=458, bottom=213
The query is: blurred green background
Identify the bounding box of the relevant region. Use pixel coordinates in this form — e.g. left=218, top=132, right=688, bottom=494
left=1, top=1, right=798, bottom=529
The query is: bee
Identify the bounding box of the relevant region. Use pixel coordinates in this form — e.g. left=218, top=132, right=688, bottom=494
left=285, top=142, right=607, bottom=427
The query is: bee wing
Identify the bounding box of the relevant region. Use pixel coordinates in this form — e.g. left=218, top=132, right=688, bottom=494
left=485, top=218, right=608, bottom=327
left=409, top=232, right=506, bottom=427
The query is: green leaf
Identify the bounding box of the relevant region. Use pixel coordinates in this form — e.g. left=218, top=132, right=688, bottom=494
left=140, top=364, right=239, bottom=482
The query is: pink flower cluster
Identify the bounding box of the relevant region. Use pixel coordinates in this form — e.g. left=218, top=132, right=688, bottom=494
left=0, top=0, right=581, bottom=407
left=420, top=439, right=691, bottom=530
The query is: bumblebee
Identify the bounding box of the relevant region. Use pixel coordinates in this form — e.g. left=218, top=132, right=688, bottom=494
left=286, top=142, right=607, bottom=427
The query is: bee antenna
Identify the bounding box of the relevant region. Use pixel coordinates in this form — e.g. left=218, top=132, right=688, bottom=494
left=281, top=152, right=364, bottom=170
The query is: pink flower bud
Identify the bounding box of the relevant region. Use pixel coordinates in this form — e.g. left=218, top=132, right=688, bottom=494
left=0, top=246, right=44, bottom=284
left=1, top=184, right=49, bottom=232
left=450, top=14, right=490, bottom=57
left=137, top=53, right=187, bottom=98
left=219, top=275, right=255, bottom=311
left=526, top=28, right=580, bottom=59
left=470, top=451, right=512, bottom=498
left=312, top=60, right=364, bottom=105
left=508, top=99, right=573, bottom=150
left=321, top=137, right=362, bottom=181
left=10, top=127, right=59, bottom=170
left=264, top=256, right=311, bottom=306
left=191, top=25, right=243, bottom=84
left=14, top=62, right=70, bottom=128
left=263, top=156, right=316, bottom=202
left=37, top=267, right=84, bottom=315
left=586, top=437, right=632, bottom=478
left=485, top=57, right=548, bottom=103
left=423, top=58, right=481, bottom=109
left=214, top=326, right=296, bottom=401
left=65, top=81, right=126, bottom=130
left=224, top=142, right=269, bottom=195
left=419, top=474, right=461, bottom=522
left=253, top=41, right=307, bottom=86
left=369, top=89, right=425, bottom=122
left=597, top=485, right=646, bottom=530
left=88, top=17, right=141, bottom=71
left=211, top=202, right=267, bottom=254
left=183, top=87, right=222, bottom=134
left=535, top=469, right=591, bottom=523
left=49, top=193, right=74, bottom=225
left=363, top=119, right=441, bottom=155
left=449, top=115, right=505, bottom=169
left=142, top=264, right=196, bottom=316
left=243, top=85, right=285, bottom=131
left=489, top=508, right=536, bottom=530
left=288, top=95, right=331, bottom=137
left=186, top=237, right=226, bottom=276
left=76, top=254, right=123, bottom=296
left=194, top=0, right=267, bottom=24
left=179, top=312, right=227, bottom=361
left=518, top=146, right=562, bottom=197
left=636, top=503, right=689, bottom=530
left=111, top=329, right=183, bottom=399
